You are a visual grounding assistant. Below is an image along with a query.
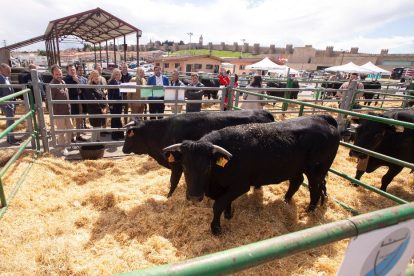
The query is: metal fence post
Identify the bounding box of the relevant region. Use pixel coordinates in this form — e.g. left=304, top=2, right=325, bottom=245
left=21, top=84, right=36, bottom=149
left=30, top=69, right=49, bottom=152
left=228, top=76, right=235, bottom=111
left=45, top=84, right=57, bottom=148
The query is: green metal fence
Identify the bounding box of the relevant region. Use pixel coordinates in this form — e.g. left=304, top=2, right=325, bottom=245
left=115, top=203, right=414, bottom=276
left=0, top=88, right=41, bottom=219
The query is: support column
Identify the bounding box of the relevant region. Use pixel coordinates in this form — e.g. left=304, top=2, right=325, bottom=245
left=54, top=24, right=61, bottom=67
left=99, top=42, right=102, bottom=66
left=123, top=35, right=127, bottom=62
left=106, top=40, right=109, bottom=63
left=113, top=38, right=117, bottom=65
left=51, top=36, right=57, bottom=65
left=136, top=33, right=140, bottom=63
left=94, top=43, right=97, bottom=65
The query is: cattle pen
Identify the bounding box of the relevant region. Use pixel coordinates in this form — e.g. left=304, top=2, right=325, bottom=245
left=1, top=71, right=414, bottom=275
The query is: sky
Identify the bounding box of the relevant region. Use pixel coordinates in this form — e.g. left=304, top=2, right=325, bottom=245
left=1, top=0, right=414, bottom=55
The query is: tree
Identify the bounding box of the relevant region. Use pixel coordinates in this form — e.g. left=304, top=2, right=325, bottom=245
left=83, top=43, right=91, bottom=51
left=163, top=40, right=174, bottom=46
left=179, top=40, right=185, bottom=45
left=38, top=50, right=47, bottom=56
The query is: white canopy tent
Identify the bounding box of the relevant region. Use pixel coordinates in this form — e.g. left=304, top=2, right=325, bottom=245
left=268, top=66, right=299, bottom=77
left=360, top=62, right=391, bottom=75
left=325, top=62, right=375, bottom=74
left=245, top=57, right=285, bottom=70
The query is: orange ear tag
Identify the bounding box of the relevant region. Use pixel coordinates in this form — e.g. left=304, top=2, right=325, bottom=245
left=216, top=157, right=228, bottom=167
left=128, top=130, right=134, bottom=138
left=168, top=153, right=175, bottom=162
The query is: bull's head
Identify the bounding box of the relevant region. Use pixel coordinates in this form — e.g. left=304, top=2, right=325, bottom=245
left=122, top=119, right=148, bottom=154
left=349, top=113, right=402, bottom=159
left=163, top=141, right=232, bottom=202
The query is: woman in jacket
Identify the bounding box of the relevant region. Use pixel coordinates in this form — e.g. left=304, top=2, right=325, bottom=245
left=240, top=75, right=266, bottom=110
left=108, top=69, right=125, bottom=140
left=85, top=70, right=107, bottom=142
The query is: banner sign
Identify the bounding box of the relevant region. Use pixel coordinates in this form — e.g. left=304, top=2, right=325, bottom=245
left=337, top=219, right=414, bottom=276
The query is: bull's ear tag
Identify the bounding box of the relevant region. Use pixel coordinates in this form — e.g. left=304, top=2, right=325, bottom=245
left=128, top=130, right=134, bottom=138
left=395, top=125, right=404, bottom=132
left=216, top=157, right=228, bottom=167
left=168, top=153, right=175, bottom=162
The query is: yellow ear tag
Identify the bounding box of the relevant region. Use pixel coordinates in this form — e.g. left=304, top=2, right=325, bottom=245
left=216, top=157, right=228, bottom=167
left=395, top=125, right=404, bottom=132
left=128, top=130, right=134, bottom=138
left=168, top=153, right=175, bottom=162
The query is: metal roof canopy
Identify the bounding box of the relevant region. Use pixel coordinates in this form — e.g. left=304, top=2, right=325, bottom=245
left=44, top=7, right=142, bottom=67
left=0, top=7, right=142, bottom=67
left=44, top=7, right=141, bottom=44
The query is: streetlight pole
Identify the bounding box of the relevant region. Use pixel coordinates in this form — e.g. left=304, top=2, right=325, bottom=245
left=340, top=49, right=346, bottom=65
left=187, top=32, right=193, bottom=52
left=240, top=39, right=245, bottom=58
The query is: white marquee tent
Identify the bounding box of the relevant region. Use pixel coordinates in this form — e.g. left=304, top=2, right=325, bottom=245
left=245, top=57, right=285, bottom=70
left=361, top=62, right=391, bottom=75
left=325, top=62, right=375, bottom=74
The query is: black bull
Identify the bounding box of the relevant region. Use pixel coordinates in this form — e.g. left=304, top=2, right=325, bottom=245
left=164, top=114, right=340, bottom=235
left=321, top=81, right=381, bottom=105
left=122, top=110, right=275, bottom=197
left=349, top=110, right=414, bottom=191
left=266, top=81, right=300, bottom=100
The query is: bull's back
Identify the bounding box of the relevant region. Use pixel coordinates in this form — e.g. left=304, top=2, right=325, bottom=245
left=206, top=115, right=340, bottom=181
left=163, top=110, right=274, bottom=144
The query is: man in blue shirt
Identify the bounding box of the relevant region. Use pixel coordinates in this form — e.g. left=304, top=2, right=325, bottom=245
left=146, top=65, right=169, bottom=119
left=0, top=63, right=21, bottom=145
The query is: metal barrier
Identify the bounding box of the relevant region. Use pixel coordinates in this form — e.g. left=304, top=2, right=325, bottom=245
left=45, top=82, right=227, bottom=148
left=0, top=88, right=41, bottom=219
left=115, top=202, right=414, bottom=276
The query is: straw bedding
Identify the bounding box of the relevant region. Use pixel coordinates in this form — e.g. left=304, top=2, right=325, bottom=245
left=0, top=99, right=413, bottom=275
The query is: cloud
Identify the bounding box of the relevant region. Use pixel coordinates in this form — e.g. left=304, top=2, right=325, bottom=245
left=2, top=0, right=414, bottom=54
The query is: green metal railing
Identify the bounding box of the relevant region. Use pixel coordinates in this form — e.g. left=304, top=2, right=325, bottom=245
left=115, top=203, right=414, bottom=276
left=0, top=88, right=41, bottom=219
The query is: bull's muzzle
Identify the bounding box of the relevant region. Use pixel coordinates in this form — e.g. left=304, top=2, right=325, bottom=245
left=186, top=193, right=203, bottom=202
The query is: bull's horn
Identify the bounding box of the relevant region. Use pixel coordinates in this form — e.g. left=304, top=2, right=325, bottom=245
left=163, top=143, right=182, bottom=152
left=212, top=145, right=232, bottom=159
left=124, top=121, right=136, bottom=128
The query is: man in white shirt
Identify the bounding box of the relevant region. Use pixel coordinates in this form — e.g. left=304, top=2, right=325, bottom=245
left=169, top=69, right=185, bottom=114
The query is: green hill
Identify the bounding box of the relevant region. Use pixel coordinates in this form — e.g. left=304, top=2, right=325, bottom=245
left=169, top=49, right=258, bottom=58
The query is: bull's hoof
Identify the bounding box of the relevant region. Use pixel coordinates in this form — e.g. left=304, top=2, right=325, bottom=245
left=224, top=209, right=233, bottom=220
left=349, top=182, right=358, bottom=187
left=305, top=205, right=316, bottom=214
left=211, top=224, right=222, bottom=236
left=254, top=185, right=262, bottom=190
left=167, top=192, right=173, bottom=198
left=284, top=197, right=292, bottom=204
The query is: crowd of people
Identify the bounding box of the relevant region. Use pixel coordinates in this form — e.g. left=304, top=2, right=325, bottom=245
left=1, top=63, right=269, bottom=155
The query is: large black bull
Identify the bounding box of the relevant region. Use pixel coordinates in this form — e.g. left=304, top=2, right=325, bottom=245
left=163, top=114, right=340, bottom=235
left=350, top=110, right=414, bottom=191
left=266, top=81, right=300, bottom=100
left=123, top=110, right=275, bottom=197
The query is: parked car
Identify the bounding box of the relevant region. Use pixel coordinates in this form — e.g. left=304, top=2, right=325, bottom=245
left=107, top=63, right=118, bottom=70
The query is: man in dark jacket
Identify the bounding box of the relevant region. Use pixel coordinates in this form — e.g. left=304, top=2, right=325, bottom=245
left=19, top=64, right=46, bottom=102
left=185, top=72, right=205, bottom=113
left=63, top=63, right=86, bottom=142
left=0, top=63, right=21, bottom=145
left=120, top=62, right=133, bottom=124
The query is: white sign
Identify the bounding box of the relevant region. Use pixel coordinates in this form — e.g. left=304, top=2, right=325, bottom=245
left=119, top=82, right=136, bottom=93
left=337, top=219, right=414, bottom=276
